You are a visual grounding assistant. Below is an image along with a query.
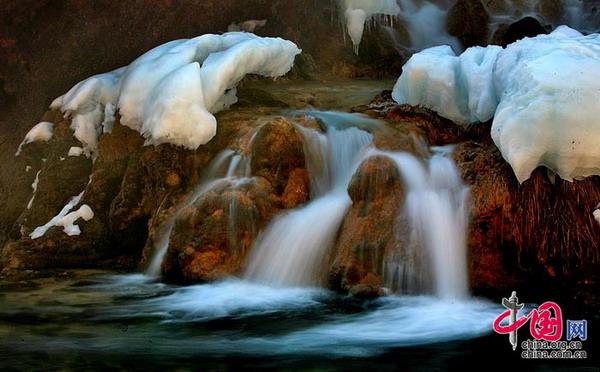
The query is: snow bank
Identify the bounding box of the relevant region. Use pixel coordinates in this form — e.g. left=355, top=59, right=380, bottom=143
left=15, top=122, right=54, bottom=156
left=341, top=0, right=400, bottom=54
left=393, top=26, right=600, bottom=182
left=50, top=33, right=300, bottom=156
left=30, top=190, right=94, bottom=239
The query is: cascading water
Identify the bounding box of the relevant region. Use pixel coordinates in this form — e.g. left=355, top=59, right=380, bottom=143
left=377, top=147, right=470, bottom=299
left=145, top=149, right=252, bottom=277
left=244, top=112, right=374, bottom=286
left=397, top=0, right=462, bottom=52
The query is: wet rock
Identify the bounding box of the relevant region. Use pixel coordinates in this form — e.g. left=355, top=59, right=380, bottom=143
left=329, top=156, right=407, bottom=296
left=454, top=135, right=600, bottom=298
left=163, top=177, right=279, bottom=283
left=251, top=117, right=309, bottom=197
left=453, top=141, right=520, bottom=295
left=381, top=97, right=600, bottom=300
left=492, top=16, right=548, bottom=47
left=281, top=168, right=310, bottom=209
left=537, top=0, right=563, bottom=24
left=8, top=111, right=93, bottom=240
left=447, top=0, right=490, bottom=47
left=349, top=279, right=386, bottom=299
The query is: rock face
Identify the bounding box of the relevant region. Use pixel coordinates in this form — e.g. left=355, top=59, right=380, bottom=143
left=491, top=16, right=548, bottom=47
left=455, top=139, right=600, bottom=299
left=251, top=118, right=308, bottom=198
left=164, top=177, right=279, bottom=283
left=328, top=156, right=407, bottom=298
left=447, top=0, right=490, bottom=47
left=162, top=118, right=310, bottom=283
left=374, top=97, right=600, bottom=299
left=0, top=0, right=407, bottom=255
left=0, top=99, right=283, bottom=278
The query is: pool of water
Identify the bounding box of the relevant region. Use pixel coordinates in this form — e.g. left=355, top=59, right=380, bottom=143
left=0, top=272, right=596, bottom=370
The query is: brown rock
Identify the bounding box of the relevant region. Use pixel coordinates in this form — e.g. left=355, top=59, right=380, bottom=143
left=163, top=177, right=279, bottom=283
left=329, top=156, right=408, bottom=296
left=453, top=139, right=600, bottom=298
left=281, top=168, right=310, bottom=209
left=447, top=0, right=490, bottom=47
left=251, top=117, right=308, bottom=196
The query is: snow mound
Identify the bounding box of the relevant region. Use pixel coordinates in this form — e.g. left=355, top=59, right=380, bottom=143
left=15, top=122, right=54, bottom=156
left=393, top=26, right=600, bottom=182
left=341, top=0, right=400, bottom=54
left=51, top=32, right=300, bottom=157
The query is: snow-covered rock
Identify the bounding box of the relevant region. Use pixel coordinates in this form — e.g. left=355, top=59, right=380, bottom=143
left=15, top=122, right=54, bottom=156
left=393, top=26, right=600, bottom=182
left=30, top=190, right=94, bottom=239
left=50, top=32, right=301, bottom=157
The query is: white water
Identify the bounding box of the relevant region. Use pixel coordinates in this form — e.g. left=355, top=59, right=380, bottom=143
left=145, top=149, right=252, bottom=277
left=244, top=112, right=374, bottom=286
left=398, top=0, right=462, bottom=52
left=74, top=275, right=500, bottom=357
left=378, top=147, right=470, bottom=299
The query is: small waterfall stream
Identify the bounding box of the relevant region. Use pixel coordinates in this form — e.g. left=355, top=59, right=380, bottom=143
left=378, top=147, right=470, bottom=299
left=145, top=110, right=471, bottom=301
left=244, top=113, right=374, bottom=286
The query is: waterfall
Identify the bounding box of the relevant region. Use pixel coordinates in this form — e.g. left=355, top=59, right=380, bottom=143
left=379, top=147, right=470, bottom=299
left=398, top=0, right=462, bottom=53
left=145, top=149, right=251, bottom=277
left=244, top=112, right=374, bottom=286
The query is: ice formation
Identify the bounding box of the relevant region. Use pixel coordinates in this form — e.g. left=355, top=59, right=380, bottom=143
left=15, top=122, right=54, bottom=156
left=50, top=32, right=300, bottom=157
left=393, top=26, right=600, bottom=182
left=30, top=190, right=94, bottom=239
left=341, top=0, right=400, bottom=54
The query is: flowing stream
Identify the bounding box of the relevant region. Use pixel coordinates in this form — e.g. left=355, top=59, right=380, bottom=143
left=244, top=112, right=373, bottom=286
left=0, top=109, right=503, bottom=368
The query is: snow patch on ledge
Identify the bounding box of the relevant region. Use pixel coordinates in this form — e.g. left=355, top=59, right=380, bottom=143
left=30, top=190, right=94, bottom=239
left=50, top=32, right=300, bottom=157
left=15, top=122, right=54, bottom=156
left=392, top=26, right=600, bottom=183
left=26, top=170, right=41, bottom=210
